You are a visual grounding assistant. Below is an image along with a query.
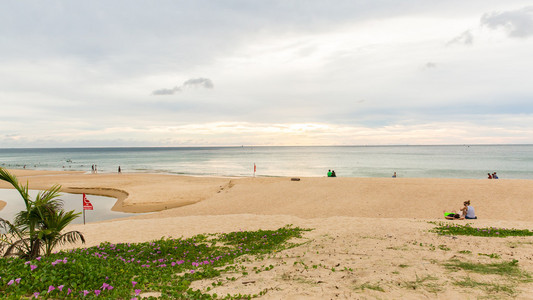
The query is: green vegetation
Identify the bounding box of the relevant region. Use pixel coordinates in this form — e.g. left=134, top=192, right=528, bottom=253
left=443, top=259, right=528, bottom=279
left=445, top=259, right=532, bottom=297
left=0, top=168, right=84, bottom=259
left=453, top=277, right=517, bottom=296
left=401, top=275, right=441, bottom=293
left=478, top=253, right=501, bottom=259
left=432, top=222, right=533, bottom=237
left=354, top=282, right=385, bottom=292
left=0, top=225, right=308, bottom=299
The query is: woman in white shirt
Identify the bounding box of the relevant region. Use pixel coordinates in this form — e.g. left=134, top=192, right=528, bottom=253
left=461, top=200, right=477, bottom=219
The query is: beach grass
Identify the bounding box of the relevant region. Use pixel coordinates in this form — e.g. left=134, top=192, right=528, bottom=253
left=452, top=277, right=517, bottom=297
left=443, top=258, right=531, bottom=297
left=443, top=259, right=529, bottom=279
left=0, top=225, right=308, bottom=299
left=431, top=222, right=533, bottom=237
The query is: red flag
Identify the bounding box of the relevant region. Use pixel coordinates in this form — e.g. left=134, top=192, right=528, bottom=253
left=82, top=193, right=94, bottom=210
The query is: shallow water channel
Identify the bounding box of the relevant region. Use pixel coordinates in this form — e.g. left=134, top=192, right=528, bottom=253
left=0, top=189, right=142, bottom=224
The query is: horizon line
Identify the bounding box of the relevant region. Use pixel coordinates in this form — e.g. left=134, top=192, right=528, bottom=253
left=1, top=143, right=533, bottom=150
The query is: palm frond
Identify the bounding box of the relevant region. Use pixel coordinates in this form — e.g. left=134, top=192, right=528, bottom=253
left=2, top=237, right=31, bottom=258
left=55, top=230, right=86, bottom=246
left=0, top=167, right=31, bottom=209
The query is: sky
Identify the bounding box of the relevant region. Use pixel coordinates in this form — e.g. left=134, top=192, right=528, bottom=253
left=1, top=0, right=533, bottom=147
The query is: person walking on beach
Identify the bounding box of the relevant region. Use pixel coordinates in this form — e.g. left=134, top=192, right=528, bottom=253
left=461, top=200, right=477, bottom=219
left=118, top=166, right=121, bottom=174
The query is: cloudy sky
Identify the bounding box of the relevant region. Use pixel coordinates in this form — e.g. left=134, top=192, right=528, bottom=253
left=1, top=1, right=533, bottom=147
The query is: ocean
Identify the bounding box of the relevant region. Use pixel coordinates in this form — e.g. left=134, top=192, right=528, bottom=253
left=0, top=145, right=532, bottom=179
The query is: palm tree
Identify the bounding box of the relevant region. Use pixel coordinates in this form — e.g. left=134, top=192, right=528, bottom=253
left=0, top=168, right=85, bottom=259
left=40, top=209, right=85, bottom=256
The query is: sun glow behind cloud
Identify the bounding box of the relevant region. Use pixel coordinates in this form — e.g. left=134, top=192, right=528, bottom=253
left=3, top=118, right=531, bottom=148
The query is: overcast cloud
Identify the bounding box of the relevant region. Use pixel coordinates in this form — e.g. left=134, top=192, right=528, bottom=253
left=1, top=0, right=532, bottom=147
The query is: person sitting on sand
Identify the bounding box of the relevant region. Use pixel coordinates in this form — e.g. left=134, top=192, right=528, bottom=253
left=331, top=170, right=336, bottom=177
left=444, top=211, right=464, bottom=220
left=327, top=170, right=332, bottom=177
left=461, top=200, right=477, bottom=219
left=487, top=173, right=492, bottom=179
left=392, top=172, right=397, bottom=178
left=492, top=172, right=498, bottom=179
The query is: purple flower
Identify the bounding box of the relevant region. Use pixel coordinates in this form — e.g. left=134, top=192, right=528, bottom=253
left=8, top=279, right=14, bottom=286
left=31, top=265, right=38, bottom=271
left=58, top=285, right=64, bottom=291
left=102, top=283, right=110, bottom=290
left=48, top=285, right=55, bottom=293
left=132, top=281, right=138, bottom=287
left=95, top=290, right=101, bottom=296
left=82, top=290, right=90, bottom=296
left=15, top=278, right=21, bottom=284
left=33, top=292, right=40, bottom=298
left=135, top=289, right=141, bottom=295
left=67, top=288, right=72, bottom=295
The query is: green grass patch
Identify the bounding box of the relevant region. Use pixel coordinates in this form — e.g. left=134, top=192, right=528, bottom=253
left=443, top=259, right=530, bottom=279
left=354, top=282, right=385, bottom=292
left=478, top=253, right=501, bottom=259
left=0, top=225, right=309, bottom=299
left=401, top=275, right=442, bottom=293
left=431, top=222, right=533, bottom=237
left=453, top=277, right=517, bottom=296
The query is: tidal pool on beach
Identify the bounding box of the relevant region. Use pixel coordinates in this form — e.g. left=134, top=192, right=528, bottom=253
left=0, top=188, right=142, bottom=224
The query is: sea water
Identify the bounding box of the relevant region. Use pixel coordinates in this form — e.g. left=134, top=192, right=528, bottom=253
left=0, top=145, right=532, bottom=179
left=0, top=189, right=139, bottom=224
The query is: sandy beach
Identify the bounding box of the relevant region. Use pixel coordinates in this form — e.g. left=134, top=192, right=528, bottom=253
left=1, top=169, right=533, bottom=299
